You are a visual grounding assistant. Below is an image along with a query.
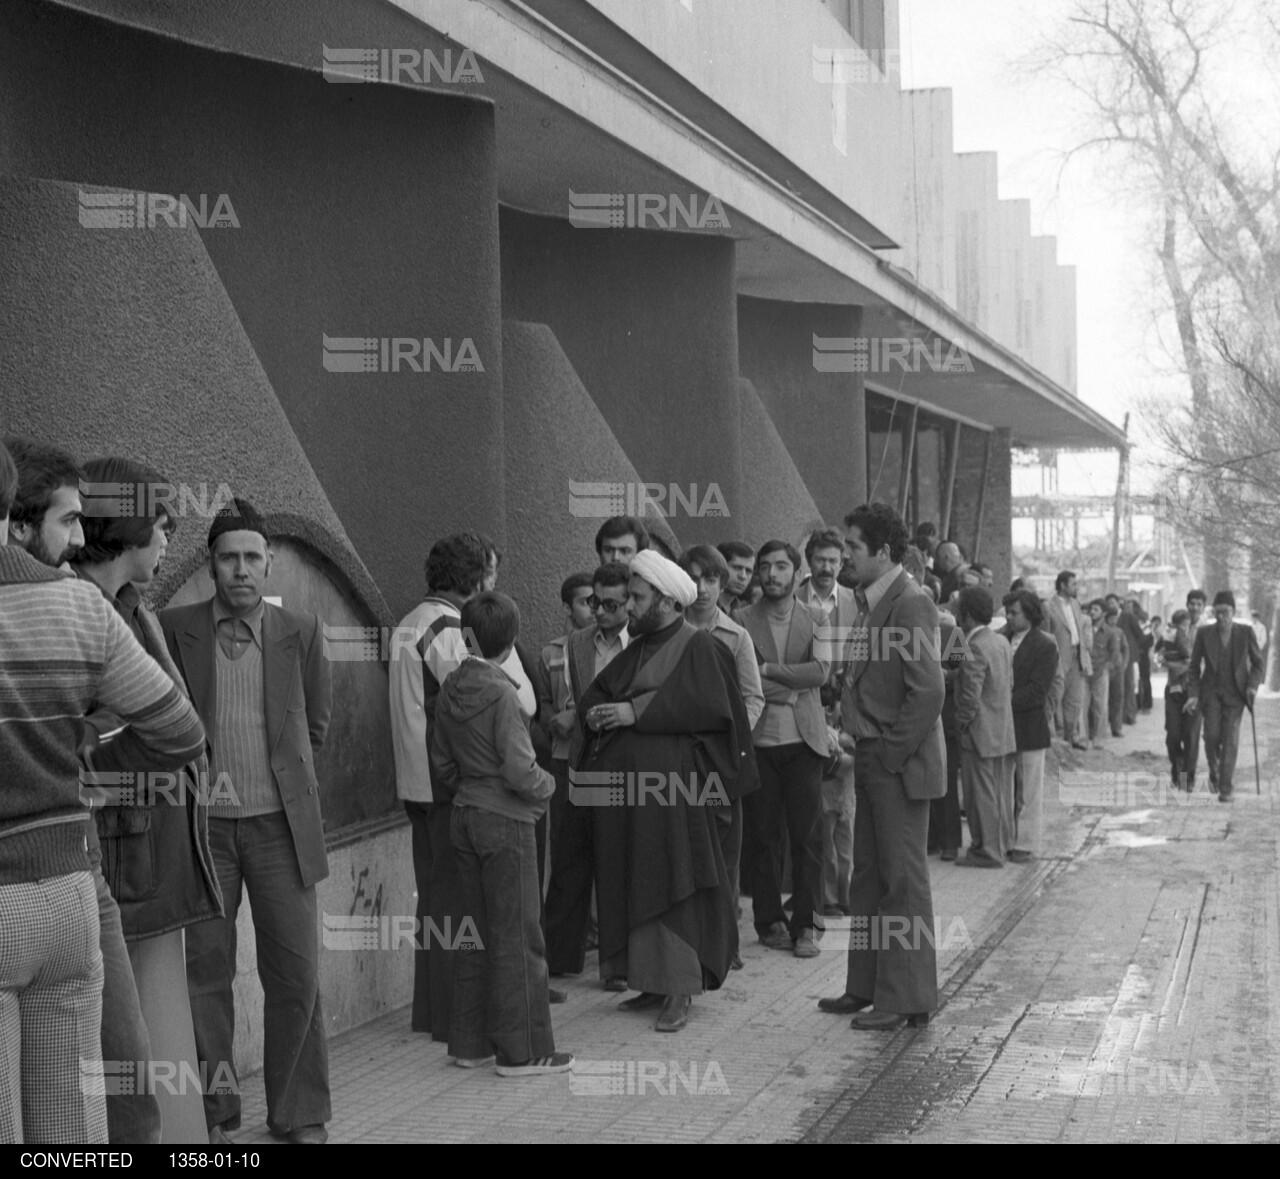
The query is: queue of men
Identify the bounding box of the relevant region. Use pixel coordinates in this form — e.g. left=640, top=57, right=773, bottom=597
left=3, top=421, right=1264, bottom=1145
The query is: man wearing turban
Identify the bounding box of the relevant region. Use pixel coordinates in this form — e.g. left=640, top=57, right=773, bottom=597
left=575, top=551, right=758, bottom=1032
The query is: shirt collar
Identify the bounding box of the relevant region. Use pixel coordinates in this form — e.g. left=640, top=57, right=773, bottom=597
left=212, top=595, right=265, bottom=647
left=861, top=564, right=903, bottom=614
left=594, top=625, right=629, bottom=651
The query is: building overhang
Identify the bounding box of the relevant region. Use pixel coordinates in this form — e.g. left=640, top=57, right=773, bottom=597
left=46, top=0, right=1124, bottom=452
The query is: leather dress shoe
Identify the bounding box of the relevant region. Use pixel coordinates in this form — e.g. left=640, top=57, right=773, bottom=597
left=1006, top=849, right=1033, bottom=863
left=817, top=993, right=872, bottom=1015
left=956, top=853, right=1003, bottom=869
left=603, top=976, right=628, bottom=992
left=655, top=994, right=691, bottom=1032
left=940, top=848, right=957, bottom=862
left=759, top=921, right=792, bottom=950
left=618, top=990, right=665, bottom=1012
left=548, top=987, right=568, bottom=1004
left=850, top=1009, right=930, bottom=1031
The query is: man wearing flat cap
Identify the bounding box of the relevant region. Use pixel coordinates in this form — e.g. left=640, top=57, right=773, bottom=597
left=1185, top=590, right=1264, bottom=801
left=575, top=550, right=758, bottom=1032
left=161, top=498, right=332, bottom=1144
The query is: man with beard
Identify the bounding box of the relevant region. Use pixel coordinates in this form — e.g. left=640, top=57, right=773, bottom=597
left=576, top=551, right=756, bottom=1032
left=797, top=529, right=858, bottom=918
left=738, top=540, right=830, bottom=958
left=3, top=436, right=84, bottom=567
left=6, top=438, right=162, bottom=1144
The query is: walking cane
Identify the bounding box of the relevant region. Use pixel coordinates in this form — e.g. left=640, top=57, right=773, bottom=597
left=1250, top=701, right=1261, bottom=795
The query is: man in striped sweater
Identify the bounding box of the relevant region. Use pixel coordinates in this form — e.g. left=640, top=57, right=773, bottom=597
left=5, top=437, right=168, bottom=1145
left=0, top=439, right=207, bottom=1144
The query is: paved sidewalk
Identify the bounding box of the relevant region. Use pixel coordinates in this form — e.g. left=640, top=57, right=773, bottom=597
left=228, top=688, right=1280, bottom=1143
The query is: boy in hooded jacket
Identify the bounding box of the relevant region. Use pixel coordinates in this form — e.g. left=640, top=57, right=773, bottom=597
left=431, top=591, right=572, bottom=1077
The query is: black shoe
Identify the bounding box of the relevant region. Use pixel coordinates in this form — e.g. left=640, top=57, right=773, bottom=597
left=655, top=994, right=691, bottom=1032
left=603, top=976, right=628, bottom=992
left=818, top=993, right=872, bottom=1015
left=618, top=991, right=665, bottom=1012
left=548, top=988, right=568, bottom=1004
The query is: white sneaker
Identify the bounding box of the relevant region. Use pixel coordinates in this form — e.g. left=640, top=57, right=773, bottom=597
left=496, top=1052, right=575, bottom=1077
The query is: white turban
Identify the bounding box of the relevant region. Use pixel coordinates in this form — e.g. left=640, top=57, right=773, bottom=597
left=630, top=550, right=697, bottom=609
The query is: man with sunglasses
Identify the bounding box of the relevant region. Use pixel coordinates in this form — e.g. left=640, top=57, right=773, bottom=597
left=542, top=563, right=631, bottom=983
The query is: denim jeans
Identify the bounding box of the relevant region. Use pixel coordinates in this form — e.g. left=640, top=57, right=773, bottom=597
left=449, top=805, right=554, bottom=1064
left=88, top=828, right=161, bottom=1144
left=543, top=760, right=594, bottom=976
left=185, top=813, right=330, bottom=1134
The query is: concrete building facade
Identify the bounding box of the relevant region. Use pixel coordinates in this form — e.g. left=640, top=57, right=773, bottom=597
left=0, top=0, right=1123, bottom=1063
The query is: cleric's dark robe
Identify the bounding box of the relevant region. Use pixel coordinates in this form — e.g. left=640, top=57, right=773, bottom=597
left=577, top=618, right=758, bottom=992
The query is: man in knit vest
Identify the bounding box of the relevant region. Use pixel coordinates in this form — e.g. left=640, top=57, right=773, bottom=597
left=161, top=499, right=333, bottom=1145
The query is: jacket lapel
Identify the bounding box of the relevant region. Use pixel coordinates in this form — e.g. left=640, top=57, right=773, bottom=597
left=262, top=604, right=299, bottom=754
left=178, top=601, right=217, bottom=730
left=744, top=603, right=780, bottom=663
left=849, top=571, right=909, bottom=686
left=784, top=602, right=809, bottom=664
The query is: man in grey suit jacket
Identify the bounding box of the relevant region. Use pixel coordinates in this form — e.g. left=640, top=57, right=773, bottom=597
left=1046, top=571, right=1091, bottom=750
left=160, top=500, right=332, bottom=1144
left=1186, top=590, right=1265, bottom=800
left=819, top=504, right=945, bottom=1030
left=954, top=587, right=1017, bottom=868
left=737, top=540, right=830, bottom=959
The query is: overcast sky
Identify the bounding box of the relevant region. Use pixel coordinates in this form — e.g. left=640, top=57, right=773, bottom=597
left=898, top=0, right=1172, bottom=511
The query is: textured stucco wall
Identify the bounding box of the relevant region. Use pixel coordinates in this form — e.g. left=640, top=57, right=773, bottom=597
left=501, top=319, right=682, bottom=653
left=0, top=175, right=382, bottom=621
left=737, top=379, right=826, bottom=554
left=0, top=0, right=505, bottom=623
left=222, top=825, right=415, bottom=1078
left=499, top=208, right=743, bottom=550
left=737, top=296, right=867, bottom=522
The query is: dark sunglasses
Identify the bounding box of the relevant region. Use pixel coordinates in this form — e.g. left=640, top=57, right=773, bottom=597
left=587, top=596, right=626, bottom=613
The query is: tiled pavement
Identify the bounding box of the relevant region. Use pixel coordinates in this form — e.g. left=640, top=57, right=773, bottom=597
left=230, top=680, right=1280, bottom=1142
